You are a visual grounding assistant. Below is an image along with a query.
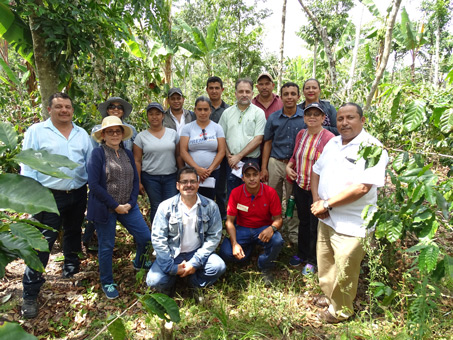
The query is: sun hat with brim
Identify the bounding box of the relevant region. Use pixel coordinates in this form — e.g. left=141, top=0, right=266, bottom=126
left=92, top=116, right=134, bottom=143
left=98, top=97, right=133, bottom=119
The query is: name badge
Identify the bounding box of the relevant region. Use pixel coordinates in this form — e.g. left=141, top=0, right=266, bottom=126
left=237, top=204, right=249, bottom=212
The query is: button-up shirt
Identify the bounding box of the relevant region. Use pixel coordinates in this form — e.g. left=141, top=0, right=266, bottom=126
left=264, top=107, right=306, bottom=160
left=209, top=100, right=230, bottom=123
left=21, top=118, right=93, bottom=190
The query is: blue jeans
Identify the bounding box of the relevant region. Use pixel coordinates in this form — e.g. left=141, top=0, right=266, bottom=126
left=215, top=157, right=228, bottom=219
left=141, top=172, right=177, bottom=223
left=23, top=185, right=87, bottom=299
left=198, top=168, right=220, bottom=200
left=226, top=157, right=260, bottom=200
left=219, top=225, right=284, bottom=271
left=146, top=251, right=226, bottom=293
left=95, top=204, right=151, bottom=285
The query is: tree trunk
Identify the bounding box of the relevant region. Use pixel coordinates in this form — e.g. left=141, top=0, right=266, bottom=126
left=29, top=1, right=59, bottom=120
left=298, top=0, right=337, bottom=88
left=312, top=39, right=317, bottom=78
left=364, top=0, right=403, bottom=112
left=278, top=0, right=287, bottom=90
left=345, top=6, right=363, bottom=95
left=163, top=0, right=172, bottom=109
left=433, top=25, right=440, bottom=87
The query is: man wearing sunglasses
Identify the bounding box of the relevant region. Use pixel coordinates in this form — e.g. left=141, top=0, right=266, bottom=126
left=146, top=166, right=226, bottom=296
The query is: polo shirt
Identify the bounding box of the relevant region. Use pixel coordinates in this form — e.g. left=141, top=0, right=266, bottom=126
left=227, top=183, right=282, bottom=228
left=218, top=103, right=265, bottom=159
left=312, top=129, right=389, bottom=237
left=252, top=94, right=283, bottom=119
left=264, top=107, right=306, bottom=160
left=209, top=100, right=230, bottom=123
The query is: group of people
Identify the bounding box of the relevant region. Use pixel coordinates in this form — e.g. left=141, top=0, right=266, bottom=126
left=19, top=73, right=388, bottom=325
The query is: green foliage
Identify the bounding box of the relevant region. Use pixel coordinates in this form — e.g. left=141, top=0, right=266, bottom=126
left=138, top=293, right=181, bottom=323
left=107, top=317, right=127, bottom=340
left=0, top=321, right=37, bottom=340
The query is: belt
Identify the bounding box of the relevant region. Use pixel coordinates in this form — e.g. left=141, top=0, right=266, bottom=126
left=50, top=184, right=86, bottom=195
left=275, top=158, right=289, bottom=164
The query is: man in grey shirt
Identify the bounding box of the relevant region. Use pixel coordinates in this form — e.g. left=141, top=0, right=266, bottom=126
left=163, top=87, right=195, bottom=134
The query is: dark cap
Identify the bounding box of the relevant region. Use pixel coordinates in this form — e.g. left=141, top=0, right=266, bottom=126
left=168, top=87, right=184, bottom=98
left=242, top=161, right=260, bottom=174
left=145, top=102, right=164, bottom=113
left=304, top=102, right=326, bottom=115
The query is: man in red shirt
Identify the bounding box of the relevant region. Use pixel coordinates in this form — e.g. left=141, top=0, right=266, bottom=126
left=252, top=72, right=283, bottom=119
left=219, top=162, right=284, bottom=284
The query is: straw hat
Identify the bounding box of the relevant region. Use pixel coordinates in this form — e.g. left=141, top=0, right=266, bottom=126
left=98, top=97, right=133, bottom=119
left=92, top=116, right=133, bottom=143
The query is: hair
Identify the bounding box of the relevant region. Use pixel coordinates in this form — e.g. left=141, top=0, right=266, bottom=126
left=194, top=96, right=212, bottom=108
left=302, top=78, right=321, bottom=90
left=48, top=92, right=72, bottom=108
left=280, top=82, right=300, bottom=96
left=206, top=76, right=223, bottom=88
left=177, top=166, right=199, bottom=182
left=235, top=78, right=253, bottom=90
left=100, top=126, right=125, bottom=148
left=340, top=102, right=364, bottom=117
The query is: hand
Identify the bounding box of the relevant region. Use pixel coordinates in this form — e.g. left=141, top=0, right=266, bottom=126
left=258, top=226, right=274, bottom=243
left=232, top=243, right=245, bottom=260
left=228, top=154, right=242, bottom=169
left=286, top=166, right=297, bottom=181
left=196, top=166, right=210, bottom=181
left=139, top=183, right=146, bottom=196
left=115, top=204, right=130, bottom=214
left=260, top=169, right=269, bottom=182
left=180, top=263, right=196, bottom=277
left=311, top=200, right=327, bottom=218
left=317, top=211, right=330, bottom=219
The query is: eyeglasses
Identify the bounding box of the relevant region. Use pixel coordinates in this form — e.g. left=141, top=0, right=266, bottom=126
left=104, top=129, right=123, bottom=136
left=108, top=105, right=124, bottom=111
left=179, top=180, right=198, bottom=185
left=202, top=129, right=207, bottom=140
left=304, top=111, right=323, bottom=117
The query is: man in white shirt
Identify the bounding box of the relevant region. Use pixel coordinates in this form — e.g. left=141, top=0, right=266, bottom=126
left=310, top=103, right=388, bottom=323
left=146, top=166, right=226, bottom=296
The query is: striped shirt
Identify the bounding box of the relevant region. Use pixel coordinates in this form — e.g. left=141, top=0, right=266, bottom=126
left=289, top=129, right=334, bottom=190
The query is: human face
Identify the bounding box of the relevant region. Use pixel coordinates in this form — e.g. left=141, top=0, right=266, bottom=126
left=48, top=97, right=74, bottom=126
left=102, top=126, right=123, bottom=149
left=206, top=82, right=224, bottom=102
left=147, top=108, right=164, bottom=128
left=243, top=168, right=260, bottom=192
left=337, top=105, right=365, bottom=144
left=256, top=77, right=274, bottom=99
left=303, top=108, right=325, bottom=128
left=194, top=101, right=211, bottom=124
left=106, top=101, right=125, bottom=119
left=303, top=80, right=320, bottom=104
left=281, top=86, right=300, bottom=109
left=235, top=81, right=253, bottom=107
left=176, top=172, right=199, bottom=199
left=168, top=93, right=184, bottom=111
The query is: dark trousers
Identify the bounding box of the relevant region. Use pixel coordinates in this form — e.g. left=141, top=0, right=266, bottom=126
left=198, top=168, right=220, bottom=200
left=294, top=185, right=319, bottom=265
left=214, top=158, right=228, bottom=219
left=22, top=185, right=87, bottom=299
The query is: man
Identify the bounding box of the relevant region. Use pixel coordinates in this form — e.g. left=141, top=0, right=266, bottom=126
left=219, top=162, right=284, bottom=284
left=252, top=72, right=283, bottom=119
left=163, top=87, right=194, bottom=134
left=310, top=103, right=388, bottom=323
left=20, top=93, right=93, bottom=318
left=219, top=79, right=266, bottom=196
left=261, top=82, right=306, bottom=247
left=206, top=76, right=230, bottom=220
left=146, top=166, right=226, bottom=296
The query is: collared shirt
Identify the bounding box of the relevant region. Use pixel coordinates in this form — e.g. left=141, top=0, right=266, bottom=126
left=227, top=183, right=282, bottom=228
left=163, top=108, right=195, bottom=135
left=21, top=118, right=93, bottom=190
left=209, top=100, right=230, bottom=123
left=179, top=196, right=202, bottom=253
left=312, top=129, right=389, bottom=237
left=264, top=107, right=306, bottom=160
left=218, top=103, right=266, bottom=159
left=252, top=94, right=283, bottom=119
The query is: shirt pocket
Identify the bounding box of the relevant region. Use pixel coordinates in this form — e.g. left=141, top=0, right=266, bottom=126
left=243, top=118, right=256, bottom=137
left=168, top=216, right=179, bottom=236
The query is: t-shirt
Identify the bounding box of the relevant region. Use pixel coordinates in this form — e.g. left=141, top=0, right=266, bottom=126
left=180, top=121, right=225, bottom=169
left=227, top=183, right=282, bottom=228
left=134, top=128, right=179, bottom=175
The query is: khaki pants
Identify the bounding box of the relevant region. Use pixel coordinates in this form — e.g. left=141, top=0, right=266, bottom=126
left=317, top=221, right=366, bottom=319
left=268, top=157, right=299, bottom=244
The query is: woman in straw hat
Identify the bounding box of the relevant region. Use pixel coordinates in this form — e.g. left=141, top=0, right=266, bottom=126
left=87, top=116, right=151, bottom=299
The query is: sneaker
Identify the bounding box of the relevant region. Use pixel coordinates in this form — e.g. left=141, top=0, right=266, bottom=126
left=62, top=265, right=79, bottom=278
left=261, top=270, right=275, bottom=286
left=317, top=309, right=342, bottom=324
left=134, top=260, right=152, bottom=271
left=102, top=283, right=119, bottom=299
left=302, top=263, right=317, bottom=275
left=289, top=255, right=302, bottom=266
left=21, top=298, right=38, bottom=319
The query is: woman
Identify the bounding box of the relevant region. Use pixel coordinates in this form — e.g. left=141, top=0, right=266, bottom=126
left=297, top=79, right=338, bottom=135
left=133, top=103, right=182, bottom=223
left=91, top=97, right=138, bottom=150
left=87, top=116, right=152, bottom=299
left=180, top=96, right=226, bottom=199
left=286, top=103, right=335, bottom=275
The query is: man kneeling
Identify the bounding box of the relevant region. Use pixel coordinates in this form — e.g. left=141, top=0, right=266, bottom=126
left=219, top=162, right=284, bottom=284
left=146, top=166, right=226, bottom=295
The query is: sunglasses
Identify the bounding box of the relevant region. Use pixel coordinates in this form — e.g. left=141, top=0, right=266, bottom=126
left=108, top=105, right=124, bottom=111
left=304, top=111, right=323, bottom=117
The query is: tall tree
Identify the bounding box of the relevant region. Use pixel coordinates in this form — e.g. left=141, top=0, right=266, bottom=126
left=278, top=0, right=287, bottom=90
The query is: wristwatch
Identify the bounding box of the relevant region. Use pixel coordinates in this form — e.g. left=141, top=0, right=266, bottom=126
left=271, top=225, right=278, bottom=233
left=323, top=200, right=332, bottom=211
